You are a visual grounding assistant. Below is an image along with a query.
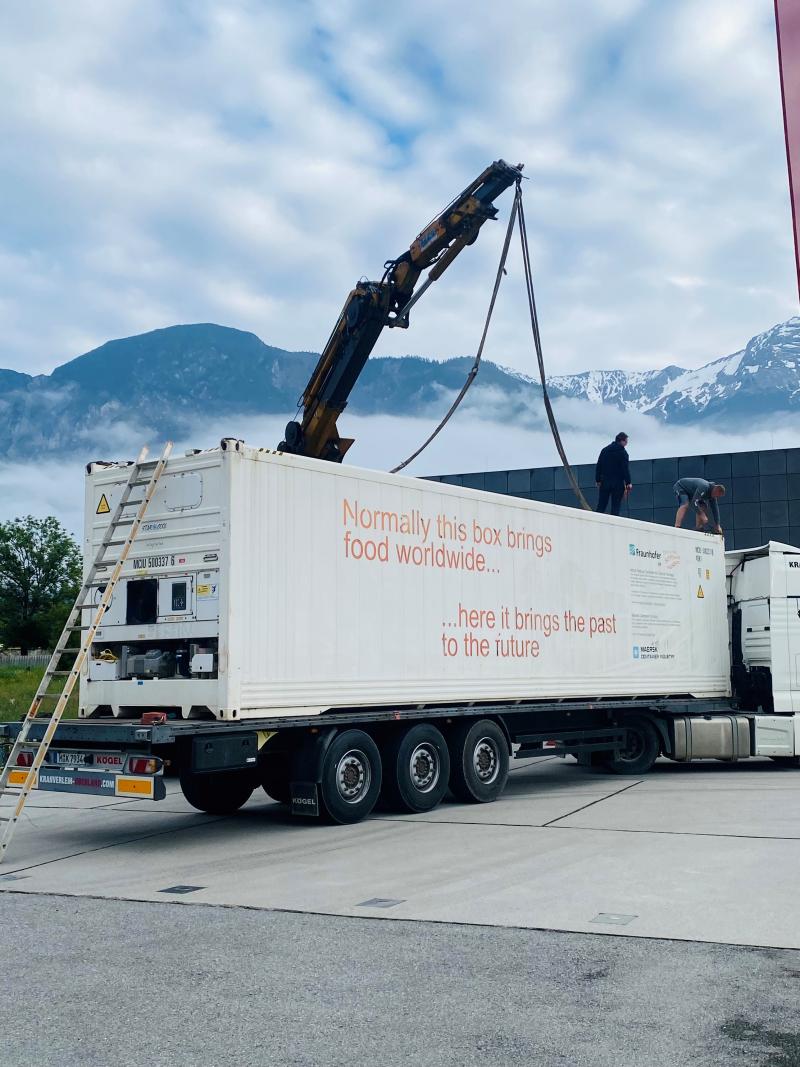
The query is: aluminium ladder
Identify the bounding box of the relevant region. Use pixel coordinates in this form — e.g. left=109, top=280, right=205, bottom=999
left=0, top=441, right=173, bottom=862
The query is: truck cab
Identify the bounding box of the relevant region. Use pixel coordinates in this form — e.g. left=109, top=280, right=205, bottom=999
left=727, top=541, right=800, bottom=755
left=727, top=541, right=800, bottom=713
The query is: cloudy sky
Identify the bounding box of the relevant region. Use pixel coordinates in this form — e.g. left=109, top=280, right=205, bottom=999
left=1, top=0, right=797, bottom=382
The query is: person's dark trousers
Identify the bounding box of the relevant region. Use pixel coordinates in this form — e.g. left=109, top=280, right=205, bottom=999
left=596, top=483, right=625, bottom=515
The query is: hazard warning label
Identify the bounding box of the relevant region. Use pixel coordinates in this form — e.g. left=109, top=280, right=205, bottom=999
left=96, top=494, right=110, bottom=515
left=697, top=585, right=704, bottom=599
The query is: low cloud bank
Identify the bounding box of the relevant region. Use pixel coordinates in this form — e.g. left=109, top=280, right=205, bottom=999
left=3, top=400, right=800, bottom=535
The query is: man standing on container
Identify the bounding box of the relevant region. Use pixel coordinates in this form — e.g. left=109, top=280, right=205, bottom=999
left=595, top=432, right=632, bottom=515
left=673, top=477, right=726, bottom=534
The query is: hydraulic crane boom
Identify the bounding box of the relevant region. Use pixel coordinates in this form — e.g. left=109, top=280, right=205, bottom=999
left=279, top=159, right=523, bottom=462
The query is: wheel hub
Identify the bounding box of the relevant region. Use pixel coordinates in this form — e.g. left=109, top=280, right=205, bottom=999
left=336, top=750, right=371, bottom=804
left=408, top=743, right=439, bottom=793
left=620, top=730, right=644, bottom=762
left=473, top=738, right=499, bottom=784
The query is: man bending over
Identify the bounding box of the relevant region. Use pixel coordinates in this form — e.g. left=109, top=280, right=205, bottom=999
left=673, top=477, right=726, bottom=534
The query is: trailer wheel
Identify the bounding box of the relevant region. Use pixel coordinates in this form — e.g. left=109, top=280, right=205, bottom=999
left=319, top=729, right=382, bottom=824
left=259, top=751, right=291, bottom=805
left=179, top=768, right=254, bottom=815
left=447, top=719, right=509, bottom=803
left=380, top=724, right=450, bottom=813
left=602, top=717, right=659, bottom=775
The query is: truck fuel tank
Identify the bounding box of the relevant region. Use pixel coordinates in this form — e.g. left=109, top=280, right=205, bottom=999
left=672, top=715, right=751, bottom=761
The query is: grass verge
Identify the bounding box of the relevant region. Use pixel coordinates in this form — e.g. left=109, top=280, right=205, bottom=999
left=0, top=665, right=79, bottom=723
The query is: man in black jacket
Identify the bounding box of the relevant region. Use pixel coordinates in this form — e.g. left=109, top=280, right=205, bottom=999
left=595, top=432, right=632, bottom=515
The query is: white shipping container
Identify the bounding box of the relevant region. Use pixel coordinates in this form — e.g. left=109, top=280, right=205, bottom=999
left=81, top=441, right=731, bottom=721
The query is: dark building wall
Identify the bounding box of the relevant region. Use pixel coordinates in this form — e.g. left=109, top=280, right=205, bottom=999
left=428, top=447, right=800, bottom=551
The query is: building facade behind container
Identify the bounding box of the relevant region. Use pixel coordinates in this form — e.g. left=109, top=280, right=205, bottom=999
left=428, top=447, right=800, bottom=551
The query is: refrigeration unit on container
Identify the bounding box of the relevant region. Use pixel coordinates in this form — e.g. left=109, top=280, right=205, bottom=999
left=80, top=439, right=730, bottom=722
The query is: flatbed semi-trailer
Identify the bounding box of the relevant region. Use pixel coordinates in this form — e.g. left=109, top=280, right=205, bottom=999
left=1, top=442, right=798, bottom=826
left=0, top=689, right=795, bottom=820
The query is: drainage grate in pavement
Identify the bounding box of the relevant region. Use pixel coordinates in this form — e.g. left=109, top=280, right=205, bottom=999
left=356, top=898, right=405, bottom=909
left=158, top=885, right=205, bottom=895
left=591, top=912, right=637, bottom=926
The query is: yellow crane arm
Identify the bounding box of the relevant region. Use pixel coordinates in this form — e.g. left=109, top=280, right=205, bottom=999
left=279, top=159, right=523, bottom=462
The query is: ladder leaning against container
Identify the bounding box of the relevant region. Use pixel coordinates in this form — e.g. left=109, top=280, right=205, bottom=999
left=0, top=441, right=173, bottom=863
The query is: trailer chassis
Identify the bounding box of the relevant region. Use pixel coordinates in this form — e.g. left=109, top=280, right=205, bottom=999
left=4, top=695, right=781, bottom=824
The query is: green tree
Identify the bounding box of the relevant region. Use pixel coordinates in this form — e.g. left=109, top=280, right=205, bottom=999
left=0, top=516, right=81, bottom=653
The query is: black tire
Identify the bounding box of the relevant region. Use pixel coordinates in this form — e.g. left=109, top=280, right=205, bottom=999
left=380, top=724, right=450, bottom=813
left=319, top=729, right=382, bottom=824
left=259, top=750, right=291, bottom=804
left=769, top=756, right=800, bottom=767
left=601, top=717, right=660, bottom=775
left=179, top=767, right=254, bottom=814
left=447, top=719, right=509, bottom=804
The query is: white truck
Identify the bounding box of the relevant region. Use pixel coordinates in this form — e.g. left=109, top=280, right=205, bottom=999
left=3, top=440, right=798, bottom=824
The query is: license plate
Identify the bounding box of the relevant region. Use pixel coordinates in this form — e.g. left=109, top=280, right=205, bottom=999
left=46, top=750, right=126, bottom=772
left=48, top=750, right=92, bottom=766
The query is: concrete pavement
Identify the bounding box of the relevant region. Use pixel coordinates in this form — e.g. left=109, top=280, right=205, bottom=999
left=2, top=894, right=800, bottom=1067
left=2, top=756, right=800, bottom=948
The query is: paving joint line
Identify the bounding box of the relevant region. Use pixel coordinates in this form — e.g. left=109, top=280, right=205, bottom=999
left=595, top=786, right=800, bottom=794
left=508, top=756, right=560, bottom=773
left=545, top=824, right=800, bottom=842
left=372, top=812, right=800, bottom=839
left=0, top=812, right=231, bottom=877
left=1, top=887, right=799, bottom=953
left=541, top=779, right=644, bottom=825
left=372, top=816, right=558, bottom=829
left=0, top=800, right=141, bottom=814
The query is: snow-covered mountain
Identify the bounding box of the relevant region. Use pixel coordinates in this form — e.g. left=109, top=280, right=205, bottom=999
left=544, top=318, right=800, bottom=422
left=0, top=318, right=798, bottom=460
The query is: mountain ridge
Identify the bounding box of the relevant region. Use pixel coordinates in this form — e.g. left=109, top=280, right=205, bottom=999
left=542, top=318, right=800, bottom=421
left=1, top=318, right=799, bottom=460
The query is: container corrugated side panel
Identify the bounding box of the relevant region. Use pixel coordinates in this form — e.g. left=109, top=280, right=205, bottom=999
left=230, top=451, right=730, bottom=718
